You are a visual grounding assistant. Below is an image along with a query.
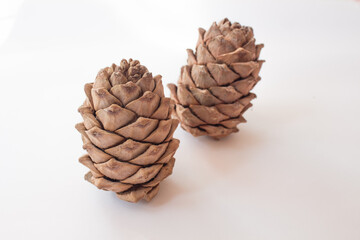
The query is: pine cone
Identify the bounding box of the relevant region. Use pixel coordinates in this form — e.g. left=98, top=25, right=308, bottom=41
left=168, top=18, right=264, bottom=139
left=76, top=59, right=179, bottom=203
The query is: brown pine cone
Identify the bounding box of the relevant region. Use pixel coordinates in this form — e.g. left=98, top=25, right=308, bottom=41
left=168, top=18, right=264, bottom=139
left=76, top=59, right=179, bottom=203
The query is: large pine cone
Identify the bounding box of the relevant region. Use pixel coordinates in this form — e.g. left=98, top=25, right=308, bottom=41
left=76, top=59, right=179, bottom=203
left=168, top=18, right=264, bottom=139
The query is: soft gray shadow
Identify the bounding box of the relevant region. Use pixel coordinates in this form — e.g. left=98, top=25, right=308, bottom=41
left=145, top=179, right=185, bottom=207
left=196, top=101, right=314, bottom=175
left=195, top=128, right=264, bottom=175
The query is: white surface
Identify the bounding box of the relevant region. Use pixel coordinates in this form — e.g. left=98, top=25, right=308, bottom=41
left=0, top=0, right=23, bottom=46
left=0, top=0, right=360, bottom=239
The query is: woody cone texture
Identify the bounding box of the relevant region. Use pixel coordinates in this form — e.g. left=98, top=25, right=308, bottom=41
left=168, top=18, right=264, bottom=139
left=76, top=59, right=179, bottom=203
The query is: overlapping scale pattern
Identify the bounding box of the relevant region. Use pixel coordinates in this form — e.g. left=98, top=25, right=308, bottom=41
left=168, top=18, right=264, bottom=139
left=76, top=59, right=179, bottom=203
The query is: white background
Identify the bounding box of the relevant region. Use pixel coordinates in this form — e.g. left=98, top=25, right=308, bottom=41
left=0, top=0, right=360, bottom=239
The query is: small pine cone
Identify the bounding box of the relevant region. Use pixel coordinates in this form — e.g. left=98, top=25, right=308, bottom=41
left=76, top=59, right=180, bottom=203
left=168, top=18, right=264, bottom=139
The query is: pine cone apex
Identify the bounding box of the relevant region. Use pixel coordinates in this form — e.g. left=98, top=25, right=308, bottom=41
left=169, top=19, right=264, bottom=139
left=77, top=59, right=179, bottom=203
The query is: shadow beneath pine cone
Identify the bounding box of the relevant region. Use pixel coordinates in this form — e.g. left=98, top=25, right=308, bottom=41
left=196, top=128, right=264, bottom=176
left=146, top=179, right=185, bottom=207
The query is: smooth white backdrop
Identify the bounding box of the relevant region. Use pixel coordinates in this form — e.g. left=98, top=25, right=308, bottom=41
left=0, top=0, right=359, bottom=239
